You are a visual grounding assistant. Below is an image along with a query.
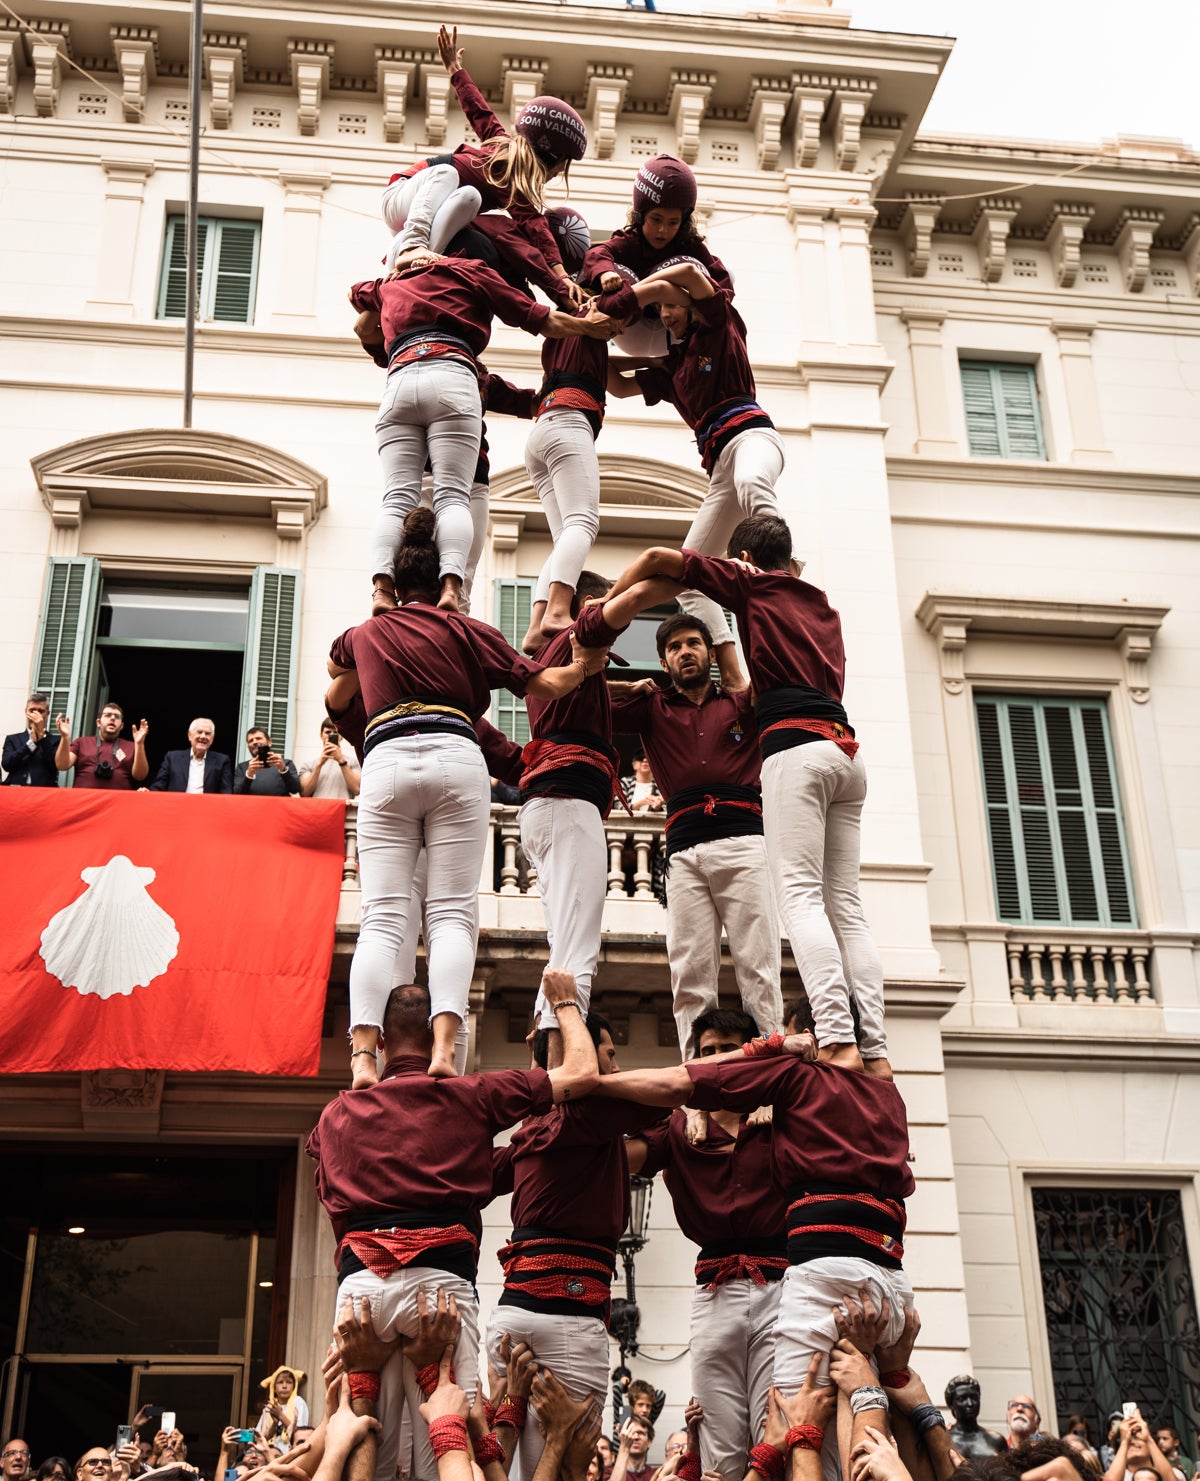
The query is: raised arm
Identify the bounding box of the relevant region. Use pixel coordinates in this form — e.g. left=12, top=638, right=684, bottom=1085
left=541, top=970, right=600, bottom=1103
left=54, top=712, right=77, bottom=771
left=607, top=547, right=687, bottom=601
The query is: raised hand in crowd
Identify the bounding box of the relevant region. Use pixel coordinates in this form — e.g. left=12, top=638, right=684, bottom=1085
left=529, top=1368, right=601, bottom=1481
left=833, top=1288, right=892, bottom=1356
left=400, top=1287, right=459, bottom=1371
left=336, top=1293, right=399, bottom=1375
left=852, top=1427, right=913, bottom=1481
left=312, top=1377, right=381, bottom=1481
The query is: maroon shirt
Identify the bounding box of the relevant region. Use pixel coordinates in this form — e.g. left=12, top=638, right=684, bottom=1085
left=582, top=226, right=731, bottom=294
left=685, top=1058, right=915, bottom=1202
left=446, top=69, right=563, bottom=271
left=631, top=288, right=755, bottom=429
left=306, top=1055, right=553, bottom=1253
left=349, top=259, right=549, bottom=362
left=509, top=1099, right=664, bottom=1244
left=70, top=734, right=137, bottom=789
left=330, top=604, right=540, bottom=721
left=525, top=602, right=627, bottom=749
left=610, top=685, right=759, bottom=800
left=678, top=553, right=846, bottom=704
left=538, top=332, right=608, bottom=401
left=473, top=215, right=571, bottom=304
left=639, top=1109, right=786, bottom=1249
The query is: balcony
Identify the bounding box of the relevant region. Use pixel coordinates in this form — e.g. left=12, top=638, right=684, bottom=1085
left=1005, top=929, right=1153, bottom=1006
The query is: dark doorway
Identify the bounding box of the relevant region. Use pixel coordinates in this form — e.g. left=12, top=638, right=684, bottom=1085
left=97, top=643, right=243, bottom=780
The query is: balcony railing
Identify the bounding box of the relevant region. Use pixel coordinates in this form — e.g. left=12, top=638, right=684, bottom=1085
left=1005, top=929, right=1154, bottom=1005
left=341, top=801, right=665, bottom=901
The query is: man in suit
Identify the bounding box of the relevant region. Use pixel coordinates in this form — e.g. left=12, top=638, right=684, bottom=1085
left=150, top=717, right=234, bottom=793
left=2, top=693, right=58, bottom=786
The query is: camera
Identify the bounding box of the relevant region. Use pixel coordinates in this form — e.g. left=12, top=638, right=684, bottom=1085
left=94, top=758, right=114, bottom=780
left=327, top=731, right=340, bottom=745
left=256, top=744, right=271, bottom=763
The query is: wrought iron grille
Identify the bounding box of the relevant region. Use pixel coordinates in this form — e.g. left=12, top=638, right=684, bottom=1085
left=1033, top=1188, right=1200, bottom=1439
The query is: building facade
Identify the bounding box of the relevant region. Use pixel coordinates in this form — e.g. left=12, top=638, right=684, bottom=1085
left=1, top=0, right=1197, bottom=1459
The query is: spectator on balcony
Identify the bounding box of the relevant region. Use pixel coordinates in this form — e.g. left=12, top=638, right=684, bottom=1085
left=1, top=1442, right=30, bottom=1481
left=34, top=1458, right=68, bottom=1481
left=299, top=719, right=361, bottom=800
left=3, top=693, right=58, bottom=787
left=621, top=750, right=664, bottom=814
left=55, top=703, right=148, bottom=789
left=150, top=717, right=234, bottom=793
left=235, top=727, right=300, bottom=797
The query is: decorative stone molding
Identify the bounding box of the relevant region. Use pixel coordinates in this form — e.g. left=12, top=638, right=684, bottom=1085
left=26, top=21, right=70, bottom=118
left=915, top=593, right=1169, bottom=702
left=110, top=25, right=157, bottom=123
left=287, top=39, right=333, bottom=137
left=374, top=48, right=417, bottom=145
left=747, top=77, right=791, bottom=171
left=585, top=63, right=632, bottom=160
left=830, top=78, right=874, bottom=171
left=31, top=428, right=328, bottom=534
left=82, top=1069, right=165, bottom=1132
left=1180, top=214, right=1200, bottom=296
left=1112, top=207, right=1165, bottom=293
left=667, top=70, right=715, bottom=164
left=501, top=55, right=547, bottom=121
left=202, top=34, right=246, bottom=131
left=0, top=27, right=19, bottom=114
left=790, top=75, right=830, bottom=170
left=1042, top=202, right=1093, bottom=288
left=969, top=197, right=1019, bottom=282
left=899, top=195, right=941, bottom=277
left=423, top=69, right=450, bottom=148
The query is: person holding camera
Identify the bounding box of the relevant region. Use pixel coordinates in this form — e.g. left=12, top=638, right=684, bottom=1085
left=55, top=702, right=148, bottom=789
left=299, top=718, right=361, bottom=800
left=234, top=726, right=300, bottom=797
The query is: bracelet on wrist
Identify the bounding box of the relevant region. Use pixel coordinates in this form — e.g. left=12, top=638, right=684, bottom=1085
left=748, top=1444, right=785, bottom=1480
left=880, top=1368, right=911, bottom=1389
left=910, top=1404, right=947, bottom=1437
left=416, top=1361, right=456, bottom=1398
left=785, top=1425, right=825, bottom=1453
left=849, top=1385, right=889, bottom=1416
left=742, top=1032, right=785, bottom=1058
left=347, top=1371, right=381, bottom=1404
left=428, top=1416, right=470, bottom=1460
left=494, top=1395, right=528, bottom=1431
left=678, top=1452, right=703, bottom=1481
left=473, top=1432, right=506, bottom=1467
left=550, top=999, right=582, bottom=1015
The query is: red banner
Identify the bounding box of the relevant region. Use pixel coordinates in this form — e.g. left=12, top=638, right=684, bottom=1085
left=0, top=790, right=346, bottom=1075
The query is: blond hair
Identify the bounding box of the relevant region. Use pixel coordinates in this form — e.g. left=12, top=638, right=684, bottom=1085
left=481, top=135, right=552, bottom=212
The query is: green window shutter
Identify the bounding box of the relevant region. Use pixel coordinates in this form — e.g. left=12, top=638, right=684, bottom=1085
left=32, top=557, right=102, bottom=727
left=208, top=220, right=260, bottom=323
left=961, top=361, right=1046, bottom=460
left=240, top=568, right=302, bottom=757
left=975, top=695, right=1136, bottom=927
left=492, top=578, right=534, bottom=745
left=157, top=216, right=210, bottom=320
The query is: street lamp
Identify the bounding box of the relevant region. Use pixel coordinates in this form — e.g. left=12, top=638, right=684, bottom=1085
left=610, top=1174, right=653, bottom=1430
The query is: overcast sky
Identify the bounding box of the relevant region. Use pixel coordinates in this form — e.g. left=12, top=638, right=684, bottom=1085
left=613, top=0, right=1200, bottom=149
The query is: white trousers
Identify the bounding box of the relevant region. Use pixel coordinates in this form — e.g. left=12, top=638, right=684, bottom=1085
left=350, top=735, right=489, bottom=1033
left=680, top=426, right=784, bottom=648
left=525, top=411, right=601, bottom=604
left=665, top=834, right=783, bottom=1056
left=519, top=796, right=607, bottom=1029
left=373, top=360, right=482, bottom=583
left=761, top=742, right=886, bottom=1058
left=388, top=850, right=469, bottom=1076
left=773, top=1259, right=914, bottom=1481
left=690, top=1279, right=782, bottom=1481
left=337, top=1265, right=479, bottom=1481
left=382, top=165, right=483, bottom=263
left=485, top=1306, right=610, bottom=1481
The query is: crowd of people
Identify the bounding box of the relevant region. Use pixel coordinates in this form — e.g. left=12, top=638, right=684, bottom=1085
left=5, top=21, right=1187, bottom=1481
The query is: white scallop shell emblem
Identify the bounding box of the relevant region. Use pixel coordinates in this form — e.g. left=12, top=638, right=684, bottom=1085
left=40, top=854, right=180, bottom=999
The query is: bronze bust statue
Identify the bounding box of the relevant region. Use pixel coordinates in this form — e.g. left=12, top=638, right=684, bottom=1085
left=945, top=1375, right=1008, bottom=1458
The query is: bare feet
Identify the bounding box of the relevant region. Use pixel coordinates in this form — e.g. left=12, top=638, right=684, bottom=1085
left=684, top=1106, right=709, bottom=1145
left=437, top=574, right=463, bottom=612
left=863, top=1056, right=894, bottom=1081
left=818, top=1043, right=866, bottom=1073
left=350, top=1047, right=380, bottom=1089
left=521, top=623, right=544, bottom=654
left=539, top=612, right=572, bottom=640
left=372, top=580, right=397, bottom=616
left=389, top=247, right=443, bottom=277
left=427, top=1048, right=458, bottom=1079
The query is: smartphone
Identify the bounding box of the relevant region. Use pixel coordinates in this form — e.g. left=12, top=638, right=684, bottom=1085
left=115, top=1427, right=132, bottom=1451
left=327, top=731, right=340, bottom=745
left=256, top=744, right=271, bottom=763
left=225, top=1472, right=239, bottom=1481
left=143, top=1406, right=163, bottom=1421
left=1122, top=1403, right=1138, bottom=1420
left=232, top=1432, right=256, bottom=1446
left=161, top=1412, right=176, bottom=1437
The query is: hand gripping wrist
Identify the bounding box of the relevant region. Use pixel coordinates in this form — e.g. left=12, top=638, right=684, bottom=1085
left=428, top=1416, right=470, bottom=1460
left=743, top=1032, right=785, bottom=1058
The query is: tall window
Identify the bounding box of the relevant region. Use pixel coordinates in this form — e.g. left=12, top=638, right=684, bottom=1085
left=157, top=215, right=261, bottom=323
left=1033, top=1187, right=1200, bottom=1441
left=975, top=696, right=1135, bottom=926
left=960, top=361, right=1046, bottom=459
left=492, top=579, right=535, bottom=744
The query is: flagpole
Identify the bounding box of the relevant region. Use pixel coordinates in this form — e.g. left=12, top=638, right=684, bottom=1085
left=183, top=0, right=203, bottom=428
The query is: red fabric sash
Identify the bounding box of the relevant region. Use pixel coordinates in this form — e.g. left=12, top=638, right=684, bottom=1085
left=693, top=1251, right=789, bottom=1287
left=536, top=385, right=605, bottom=421
left=760, top=717, right=859, bottom=758
left=664, top=793, right=762, bottom=834
left=341, top=1223, right=478, bottom=1278
left=520, top=737, right=629, bottom=819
